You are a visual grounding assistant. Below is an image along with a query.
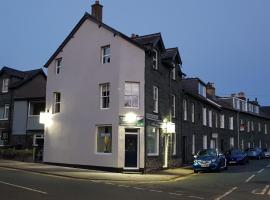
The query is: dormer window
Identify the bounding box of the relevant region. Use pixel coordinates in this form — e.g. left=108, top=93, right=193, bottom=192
left=198, top=82, right=206, bottom=97
left=102, top=45, right=110, bottom=64
left=2, top=78, right=9, bottom=93
left=55, top=58, right=62, bottom=75
left=171, top=64, right=176, bottom=80
left=153, top=49, right=158, bottom=69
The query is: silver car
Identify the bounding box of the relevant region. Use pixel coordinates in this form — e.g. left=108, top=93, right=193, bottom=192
left=263, top=148, right=270, bottom=158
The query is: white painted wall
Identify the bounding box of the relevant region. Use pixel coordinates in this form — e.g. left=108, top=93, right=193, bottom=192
left=44, top=18, right=145, bottom=169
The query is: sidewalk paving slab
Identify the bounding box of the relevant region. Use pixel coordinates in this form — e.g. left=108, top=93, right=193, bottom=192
left=0, top=159, right=193, bottom=182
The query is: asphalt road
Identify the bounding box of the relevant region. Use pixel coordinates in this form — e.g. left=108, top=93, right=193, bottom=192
left=0, top=159, right=270, bottom=200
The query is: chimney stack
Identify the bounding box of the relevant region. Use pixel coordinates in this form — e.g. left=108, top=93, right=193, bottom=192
left=91, top=1, right=103, bottom=22
left=206, top=82, right=216, bottom=97
left=237, top=92, right=246, bottom=100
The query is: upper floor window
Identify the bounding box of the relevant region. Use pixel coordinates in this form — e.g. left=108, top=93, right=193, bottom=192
left=102, top=45, right=111, bottom=64
left=254, top=106, right=259, bottom=114
left=153, top=49, right=158, bottom=69
left=198, top=83, right=206, bottom=97
left=53, top=92, right=61, bottom=114
left=265, top=124, right=268, bottom=134
left=183, top=99, right=188, bottom=121
left=258, top=123, right=261, bottom=132
left=153, top=86, right=159, bottom=113
left=171, top=133, right=176, bottom=156
left=247, top=121, right=250, bottom=132
left=215, top=112, right=218, bottom=128
left=55, top=58, right=62, bottom=75
left=220, top=114, right=225, bottom=129
left=208, top=110, right=212, bottom=127
left=171, top=65, right=176, bottom=80
left=2, top=79, right=9, bottom=93
left=191, top=103, right=195, bottom=123
left=100, top=83, right=110, bottom=109
left=3, top=104, right=9, bottom=119
left=202, top=107, right=207, bottom=126
left=124, top=82, right=139, bottom=108
left=251, top=121, right=254, bottom=131
left=229, top=116, right=234, bottom=130
left=171, top=94, right=176, bottom=118
left=28, top=102, right=45, bottom=116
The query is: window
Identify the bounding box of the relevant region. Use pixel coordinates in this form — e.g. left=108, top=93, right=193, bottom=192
left=247, top=121, right=250, bottom=132
left=230, top=137, right=235, bottom=148
left=0, top=131, right=8, bottom=141
left=171, top=65, right=176, bottom=80
left=2, top=79, right=9, bottom=93
left=102, top=45, right=111, bottom=64
left=191, top=103, right=195, bottom=123
left=171, top=133, right=176, bottom=155
left=147, top=127, right=159, bottom=156
left=53, top=92, right=61, bottom=114
left=215, top=113, right=218, bottom=128
left=183, top=99, right=188, bottom=121
left=153, top=86, right=158, bottom=113
left=55, top=58, right=62, bottom=74
left=229, top=117, right=234, bottom=130
left=265, top=124, right=268, bottom=134
left=28, top=102, right=45, bottom=116
left=192, top=134, right=196, bottom=155
left=220, top=115, right=225, bottom=129
left=208, top=110, right=212, bottom=127
left=153, top=49, right=158, bottom=69
left=241, top=139, right=244, bottom=151
left=240, top=119, right=244, bottom=131
left=97, top=126, right=112, bottom=153
left=198, top=83, right=206, bottom=97
left=254, top=106, right=259, bottom=114
left=124, top=82, right=139, bottom=108
left=259, top=140, right=262, bottom=148
left=203, top=107, right=207, bottom=126
left=100, top=83, right=110, bottom=109
left=203, top=135, right=207, bottom=149
left=171, top=94, right=176, bottom=118
left=258, top=123, right=261, bottom=132
left=3, top=104, right=9, bottom=119
left=251, top=121, right=254, bottom=131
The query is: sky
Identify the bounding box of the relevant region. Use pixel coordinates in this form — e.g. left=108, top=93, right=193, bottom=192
left=1, top=0, right=270, bottom=105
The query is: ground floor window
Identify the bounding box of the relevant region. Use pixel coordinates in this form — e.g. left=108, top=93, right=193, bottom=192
left=203, top=135, right=207, bottom=149
left=96, top=126, right=112, bottom=153
left=230, top=137, right=234, bottom=148
left=171, top=133, right=176, bottom=155
left=192, top=134, right=196, bottom=155
left=147, top=127, right=159, bottom=156
left=241, top=139, right=244, bottom=151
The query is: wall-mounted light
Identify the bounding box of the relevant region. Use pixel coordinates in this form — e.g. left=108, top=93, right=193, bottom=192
left=39, top=112, right=52, bottom=126
left=124, top=112, right=137, bottom=124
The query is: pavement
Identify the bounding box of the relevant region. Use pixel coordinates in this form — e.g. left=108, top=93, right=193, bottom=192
left=0, top=159, right=193, bottom=182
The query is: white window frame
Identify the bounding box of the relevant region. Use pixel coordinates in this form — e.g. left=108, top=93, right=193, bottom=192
left=208, top=110, right=212, bottom=127
left=153, top=86, right=159, bottom=113
left=2, top=78, right=9, bottom=93
left=203, top=135, right=207, bottom=149
left=147, top=127, right=159, bottom=156
left=100, top=83, right=110, bottom=109
left=229, top=116, right=234, bottom=130
left=55, top=58, right=62, bottom=75
left=153, top=49, right=158, bottom=69
left=3, top=104, right=9, bottom=120
left=53, top=92, right=61, bottom=114
left=101, top=45, right=111, bottom=64
left=220, top=114, right=225, bottom=129
left=124, top=82, right=139, bottom=108
left=203, top=107, right=207, bottom=126
left=191, top=103, right=195, bottom=123
left=96, top=125, right=112, bottom=154
left=183, top=99, right=188, bottom=121
left=171, top=94, right=176, bottom=118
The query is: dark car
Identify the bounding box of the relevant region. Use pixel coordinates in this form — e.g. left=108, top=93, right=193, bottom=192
left=193, top=149, right=227, bottom=173
left=246, top=148, right=264, bottom=160
left=263, top=148, right=270, bottom=158
left=225, top=149, right=249, bottom=165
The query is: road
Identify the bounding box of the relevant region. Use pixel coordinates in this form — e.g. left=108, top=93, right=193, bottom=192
left=0, top=159, right=269, bottom=200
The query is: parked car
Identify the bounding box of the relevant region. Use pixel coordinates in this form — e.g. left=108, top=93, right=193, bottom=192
left=193, top=149, right=227, bottom=173
left=246, top=148, right=264, bottom=160
left=263, top=148, right=270, bottom=158
left=225, top=149, right=249, bottom=165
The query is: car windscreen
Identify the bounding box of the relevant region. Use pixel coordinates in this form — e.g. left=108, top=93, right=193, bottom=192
left=231, top=150, right=242, bottom=155
left=198, top=149, right=216, bottom=157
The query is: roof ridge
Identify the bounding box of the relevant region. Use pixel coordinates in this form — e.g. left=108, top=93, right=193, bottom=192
left=135, top=32, right=161, bottom=39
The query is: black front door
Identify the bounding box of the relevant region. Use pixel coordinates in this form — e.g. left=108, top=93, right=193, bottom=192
left=125, top=134, right=138, bottom=168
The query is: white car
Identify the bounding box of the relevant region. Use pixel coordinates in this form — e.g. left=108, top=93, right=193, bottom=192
left=263, top=148, right=270, bottom=158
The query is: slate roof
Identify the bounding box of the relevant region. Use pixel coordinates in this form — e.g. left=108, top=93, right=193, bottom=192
left=0, top=66, right=46, bottom=89
left=162, top=48, right=182, bottom=65
left=132, top=33, right=165, bottom=50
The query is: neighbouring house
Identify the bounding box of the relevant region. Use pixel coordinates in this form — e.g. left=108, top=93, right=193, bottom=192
left=0, top=66, right=46, bottom=148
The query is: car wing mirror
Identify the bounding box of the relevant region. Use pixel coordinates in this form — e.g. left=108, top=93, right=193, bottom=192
left=193, top=155, right=198, bottom=159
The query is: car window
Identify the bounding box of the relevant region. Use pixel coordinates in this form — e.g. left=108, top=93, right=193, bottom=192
left=198, top=149, right=217, bottom=156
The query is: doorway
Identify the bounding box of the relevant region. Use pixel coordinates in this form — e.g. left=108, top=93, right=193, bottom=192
left=124, top=129, right=139, bottom=169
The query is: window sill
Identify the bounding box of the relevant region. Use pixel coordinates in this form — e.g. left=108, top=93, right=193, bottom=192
left=0, top=118, right=8, bottom=121
left=147, top=154, right=159, bottom=157
left=124, top=107, right=139, bottom=109
left=95, top=152, right=112, bottom=155
left=100, top=108, right=110, bottom=110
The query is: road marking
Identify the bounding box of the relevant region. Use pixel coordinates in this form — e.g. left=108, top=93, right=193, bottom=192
left=117, top=185, right=130, bottom=188
left=252, top=185, right=270, bottom=195
left=214, top=187, right=238, bottom=200
left=0, top=180, right=47, bottom=195
left=105, top=182, right=114, bottom=185
left=169, top=192, right=183, bottom=196
left=257, top=168, right=265, bottom=174
left=188, top=195, right=205, bottom=199
left=245, top=174, right=255, bottom=183
left=149, top=189, right=163, bottom=193
left=132, top=187, right=144, bottom=190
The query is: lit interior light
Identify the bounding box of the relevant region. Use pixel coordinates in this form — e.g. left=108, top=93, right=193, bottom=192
left=124, top=112, right=137, bottom=123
